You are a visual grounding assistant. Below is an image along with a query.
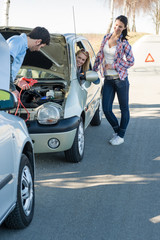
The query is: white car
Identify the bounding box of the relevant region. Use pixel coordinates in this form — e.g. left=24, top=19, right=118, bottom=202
left=0, top=27, right=103, bottom=163
left=0, top=34, right=35, bottom=229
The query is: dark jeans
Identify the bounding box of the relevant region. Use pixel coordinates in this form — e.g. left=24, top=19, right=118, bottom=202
left=102, top=77, right=130, bottom=138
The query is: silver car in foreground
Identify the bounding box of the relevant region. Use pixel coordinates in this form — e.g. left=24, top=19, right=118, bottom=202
left=0, top=34, right=35, bottom=229
left=0, top=90, right=35, bottom=229
left=0, top=27, right=102, bottom=163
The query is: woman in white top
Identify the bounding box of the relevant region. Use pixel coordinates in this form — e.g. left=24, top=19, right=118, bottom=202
left=93, top=15, right=134, bottom=145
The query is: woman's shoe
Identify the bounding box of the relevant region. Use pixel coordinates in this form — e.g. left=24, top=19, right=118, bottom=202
left=111, top=136, right=124, bottom=145
left=109, top=133, right=117, bottom=143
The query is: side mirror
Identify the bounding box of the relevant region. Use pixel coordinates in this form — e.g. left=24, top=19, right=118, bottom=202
left=85, top=71, right=100, bottom=83
left=0, top=89, right=16, bottom=110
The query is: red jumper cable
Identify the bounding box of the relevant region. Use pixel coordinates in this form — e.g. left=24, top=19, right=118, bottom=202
left=15, top=77, right=38, bottom=121
left=21, top=77, right=38, bottom=87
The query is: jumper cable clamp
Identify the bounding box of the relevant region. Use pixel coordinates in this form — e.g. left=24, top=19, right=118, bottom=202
left=21, top=77, right=38, bottom=87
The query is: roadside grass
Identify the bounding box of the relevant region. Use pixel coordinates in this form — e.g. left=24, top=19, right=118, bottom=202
left=80, top=32, right=149, bottom=54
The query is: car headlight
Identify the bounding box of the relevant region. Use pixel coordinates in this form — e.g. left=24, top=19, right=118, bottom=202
left=37, top=102, right=61, bottom=125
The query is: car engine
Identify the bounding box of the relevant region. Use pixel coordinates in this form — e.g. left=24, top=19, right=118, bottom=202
left=14, top=80, right=66, bottom=122
left=19, top=82, right=66, bottom=108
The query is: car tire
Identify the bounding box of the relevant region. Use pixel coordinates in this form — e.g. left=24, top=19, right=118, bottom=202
left=4, top=154, right=34, bottom=229
left=90, top=99, right=102, bottom=126
left=65, top=117, right=84, bottom=163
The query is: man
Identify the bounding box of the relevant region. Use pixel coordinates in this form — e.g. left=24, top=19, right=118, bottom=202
left=7, top=26, right=50, bottom=99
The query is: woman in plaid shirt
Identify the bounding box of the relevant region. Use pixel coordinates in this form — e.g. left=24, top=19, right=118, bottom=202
left=93, top=15, right=134, bottom=145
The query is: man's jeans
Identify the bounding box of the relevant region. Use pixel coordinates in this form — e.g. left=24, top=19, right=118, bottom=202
left=102, top=77, right=130, bottom=138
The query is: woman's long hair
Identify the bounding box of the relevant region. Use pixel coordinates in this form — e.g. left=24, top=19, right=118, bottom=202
left=116, top=15, right=128, bottom=41
left=76, top=49, right=90, bottom=72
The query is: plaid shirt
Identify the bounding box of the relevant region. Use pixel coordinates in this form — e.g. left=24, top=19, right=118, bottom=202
left=93, top=33, right=134, bottom=80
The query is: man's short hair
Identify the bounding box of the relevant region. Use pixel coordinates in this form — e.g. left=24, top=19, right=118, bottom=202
left=28, top=27, right=50, bottom=45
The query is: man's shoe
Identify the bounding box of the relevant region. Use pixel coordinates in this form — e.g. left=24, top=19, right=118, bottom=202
left=111, top=136, right=124, bottom=145
left=109, top=133, right=117, bottom=143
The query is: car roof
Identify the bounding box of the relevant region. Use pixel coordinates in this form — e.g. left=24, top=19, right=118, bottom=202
left=64, top=33, right=86, bottom=42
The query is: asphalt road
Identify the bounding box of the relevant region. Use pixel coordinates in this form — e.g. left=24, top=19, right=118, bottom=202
left=1, top=70, right=160, bottom=240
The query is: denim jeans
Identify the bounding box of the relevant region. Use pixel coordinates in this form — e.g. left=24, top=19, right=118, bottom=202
left=102, top=77, right=130, bottom=138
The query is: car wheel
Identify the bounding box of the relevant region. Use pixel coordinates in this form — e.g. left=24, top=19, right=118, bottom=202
left=90, top=99, right=102, bottom=126
left=65, top=117, right=84, bottom=163
left=4, top=154, right=34, bottom=229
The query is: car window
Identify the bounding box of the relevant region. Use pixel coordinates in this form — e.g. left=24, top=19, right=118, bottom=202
left=81, top=40, right=96, bottom=69
left=74, top=41, right=90, bottom=85
left=74, top=41, right=84, bottom=56
left=74, top=41, right=92, bottom=70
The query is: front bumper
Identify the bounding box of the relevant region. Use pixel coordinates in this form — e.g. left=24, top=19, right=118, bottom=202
left=27, top=116, right=80, bottom=153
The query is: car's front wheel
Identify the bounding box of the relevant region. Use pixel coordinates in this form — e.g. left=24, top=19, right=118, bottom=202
left=4, top=154, right=34, bottom=229
left=65, top=117, right=84, bottom=163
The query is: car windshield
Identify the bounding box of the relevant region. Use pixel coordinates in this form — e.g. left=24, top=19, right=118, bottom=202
left=18, top=67, right=61, bottom=79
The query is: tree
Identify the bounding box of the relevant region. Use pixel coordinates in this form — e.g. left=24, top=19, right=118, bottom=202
left=106, top=0, right=114, bottom=33
left=4, top=0, right=10, bottom=26
left=123, top=0, right=127, bottom=14
left=116, top=0, right=155, bottom=33
left=105, top=0, right=125, bottom=33
left=131, top=0, right=137, bottom=31
left=103, top=0, right=158, bottom=34
left=132, top=0, right=159, bottom=34
left=150, top=0, right=160, bottom=34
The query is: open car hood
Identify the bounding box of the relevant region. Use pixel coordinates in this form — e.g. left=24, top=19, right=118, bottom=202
left=0, top=26, right=70, bottom=81
left=40, top=34, right=70, bottom=80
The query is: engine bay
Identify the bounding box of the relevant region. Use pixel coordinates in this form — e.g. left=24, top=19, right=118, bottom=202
left=19, top=80, right=66, bottom=108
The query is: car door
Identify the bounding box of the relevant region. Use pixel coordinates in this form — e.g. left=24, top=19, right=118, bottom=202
left=81, top=40, right=101, bottom=128
left=0, top=112, right=15, bottom=218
